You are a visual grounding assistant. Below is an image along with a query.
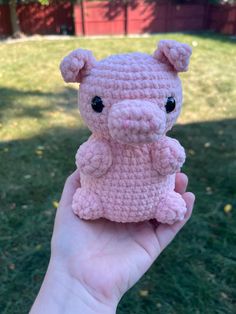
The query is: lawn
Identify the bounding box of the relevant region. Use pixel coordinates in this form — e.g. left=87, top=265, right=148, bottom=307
left=0, top=33, right=235, bottom=314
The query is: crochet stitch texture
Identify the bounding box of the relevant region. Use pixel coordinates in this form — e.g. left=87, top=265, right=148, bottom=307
left=60, top=40, right=192, bottom=224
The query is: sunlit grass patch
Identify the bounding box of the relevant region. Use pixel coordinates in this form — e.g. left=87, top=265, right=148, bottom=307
left=0, top=33, right=235, bottom=314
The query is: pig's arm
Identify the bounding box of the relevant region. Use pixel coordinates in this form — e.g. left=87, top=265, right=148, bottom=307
left=76, top=137, right=112, bottom=178
left=151, top=136, right=186, bottom=176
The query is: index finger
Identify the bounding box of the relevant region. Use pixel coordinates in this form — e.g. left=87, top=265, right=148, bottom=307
left=175, top=172, right=188, bottom=195
left=59, top=169, right=81, bottom=208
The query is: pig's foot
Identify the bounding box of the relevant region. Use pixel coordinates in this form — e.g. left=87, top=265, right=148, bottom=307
left=155, top=191, right=187, bottom=225
left=72, top=188, right=103, bottom=220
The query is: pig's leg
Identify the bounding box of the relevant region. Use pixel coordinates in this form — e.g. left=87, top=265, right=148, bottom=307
left=155, top=191, right=187, bottom=225
left=72, top=188, right=103, bottom=220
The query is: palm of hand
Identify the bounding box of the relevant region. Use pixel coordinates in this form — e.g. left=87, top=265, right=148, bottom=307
left=51, top=171, right=194, bottom=304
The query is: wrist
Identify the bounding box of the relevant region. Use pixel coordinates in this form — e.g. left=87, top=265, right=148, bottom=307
left=30, top=259, right=118, bottom=314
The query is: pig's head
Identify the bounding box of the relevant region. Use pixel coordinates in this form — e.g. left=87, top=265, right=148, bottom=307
left=60, top=40, right=192, bottom=144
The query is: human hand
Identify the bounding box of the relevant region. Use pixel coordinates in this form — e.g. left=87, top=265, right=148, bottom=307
left=30, top=171, right=194, bottom=314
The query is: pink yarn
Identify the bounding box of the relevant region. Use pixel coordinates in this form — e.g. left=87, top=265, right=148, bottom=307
left=60, top=40, right=192, bottom=224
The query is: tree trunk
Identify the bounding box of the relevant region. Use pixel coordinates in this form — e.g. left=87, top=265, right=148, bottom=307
left=9, top=0, right=22, bottom=38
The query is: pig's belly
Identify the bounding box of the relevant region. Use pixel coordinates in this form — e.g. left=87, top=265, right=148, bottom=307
left=81, top=159, right=175, bottom=222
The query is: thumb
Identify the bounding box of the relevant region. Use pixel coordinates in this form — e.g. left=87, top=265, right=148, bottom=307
left=155, top=192, right=195, bottom=251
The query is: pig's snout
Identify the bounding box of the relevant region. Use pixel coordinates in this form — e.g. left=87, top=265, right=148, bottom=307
left=108, top=100, right=166, bottom=144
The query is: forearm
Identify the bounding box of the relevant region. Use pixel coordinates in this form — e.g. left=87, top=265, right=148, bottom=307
left=30, top=260, right=117, bottom=314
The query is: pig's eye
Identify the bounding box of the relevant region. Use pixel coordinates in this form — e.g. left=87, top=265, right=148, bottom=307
left=165, top=96, right=176, bottom=113
left=91, top=96, right=104, bottom=113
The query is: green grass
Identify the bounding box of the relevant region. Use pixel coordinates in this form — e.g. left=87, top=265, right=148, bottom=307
left=0, top=33, right=236, bottom=313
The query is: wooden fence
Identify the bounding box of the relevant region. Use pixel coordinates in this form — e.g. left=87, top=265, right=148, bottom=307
left=0, top=1, right=236, bottom=37
left=0, top=2, right=73, bottom=36
left=208, top=4, right=236, bottom=35
left=74, top=0, right=208, bottom=36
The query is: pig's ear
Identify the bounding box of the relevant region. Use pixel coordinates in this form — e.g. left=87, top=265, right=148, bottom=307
left=60, top=49, right=96, bottom=83
left=153, top=40, right=192, bottom=72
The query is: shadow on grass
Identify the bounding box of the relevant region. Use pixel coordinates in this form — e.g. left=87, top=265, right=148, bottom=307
left=0, top=86, right=77, bottom=120
left=0, top=118, right=235, bottom=314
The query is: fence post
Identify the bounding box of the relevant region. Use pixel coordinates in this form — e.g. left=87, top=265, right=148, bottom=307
left=234, top=6, right=236, bottom=35
left=203, top=0, right=210, bottom=30
left=124, top=1, right=128, bottom=35
left=80, top=0, right=85, bottom=36
left=165, top=0, right=172, bottom=32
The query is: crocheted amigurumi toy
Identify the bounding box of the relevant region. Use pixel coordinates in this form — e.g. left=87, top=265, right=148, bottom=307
left=60, top=40, right=192, bottom=224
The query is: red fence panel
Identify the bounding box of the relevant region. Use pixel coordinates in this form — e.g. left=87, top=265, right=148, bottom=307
left=127, top=2, right=206, bottom=34
left=170, top=4, right=206, bottom=32
left=17, top=2, right=73, bottom=35
left=128, top=0, right=167, bottom=34
left=84, top=0, right=125, bottom=36
left=74, top=1, right=125, bottom=36
left=0, top=1, right=236, bottom=37
left=74, top=4, right=83, bottom=36
left=209, top=4, right=236, bottom=35
left=74, top=1, right=207, bottom=36
left=0, top=5, right=11, bottom=37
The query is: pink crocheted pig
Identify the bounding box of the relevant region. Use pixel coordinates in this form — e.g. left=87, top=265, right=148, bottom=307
left=60, top=40, right=192, bottom=224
